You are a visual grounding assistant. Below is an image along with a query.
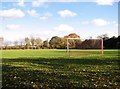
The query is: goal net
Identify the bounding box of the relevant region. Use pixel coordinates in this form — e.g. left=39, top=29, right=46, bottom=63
left=66, top=38, right=103, bottom=57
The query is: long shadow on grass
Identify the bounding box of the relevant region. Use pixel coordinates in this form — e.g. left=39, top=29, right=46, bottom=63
left=2, top=57, right=120, bottom=89
left=3, top=57, right=120, bottom=66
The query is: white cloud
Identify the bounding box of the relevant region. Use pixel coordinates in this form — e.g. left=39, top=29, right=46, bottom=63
left=0, top=9, right=25, bottom=18
left=112, top=21, right=116, bottom=24
left=40, top=12, right=52, bottom=20
left=40, top=16, right=47, bottom=20
left=6, top=24, right=20, bottom=30
left=58, top=10, right=77, bottom=18
left=92, top=19, right=109, bottom=26
left=27, top=10, right=52, bottom=19
left=96, top=0, right=114, bottom=5
left=27, top=9, right=38, bottom=17
left=111, top=21, right=118, bottom=27
left=18, top=0, right=24, bottom=6
left=32, top=0, right=47, bottom=7
left=36, top=24, right=75, bottom=40
left=54, top=24, right=74, bottom=32
left=59, top=0, right=79, bottom=2
left=115, top=23, right=118, bottom=27
left=81, top=19, right=110, bottom=26
left=81, top=21, right=90, bottom=25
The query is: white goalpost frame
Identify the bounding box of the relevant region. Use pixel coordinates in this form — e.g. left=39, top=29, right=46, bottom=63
left=66, top=38, right=104, bottom=55
left=67, top=38, right=80, bottom=54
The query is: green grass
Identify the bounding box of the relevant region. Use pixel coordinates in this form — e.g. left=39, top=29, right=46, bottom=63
left=1, top=49, right=120, bottom=88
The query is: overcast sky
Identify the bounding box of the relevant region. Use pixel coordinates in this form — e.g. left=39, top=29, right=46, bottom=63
left=0, top=0, right=118, bottom=41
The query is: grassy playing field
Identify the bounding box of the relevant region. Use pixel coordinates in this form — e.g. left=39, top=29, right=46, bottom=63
left=1, top=49, right=120, bottom=88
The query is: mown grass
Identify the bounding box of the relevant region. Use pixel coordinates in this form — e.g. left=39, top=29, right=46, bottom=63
left=1, top=49, right=120, bottom=89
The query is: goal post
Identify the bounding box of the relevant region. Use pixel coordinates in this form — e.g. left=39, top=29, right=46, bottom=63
left=66, top=38, right=104, bottom=55
left=67, top=38, right=80, bottom=54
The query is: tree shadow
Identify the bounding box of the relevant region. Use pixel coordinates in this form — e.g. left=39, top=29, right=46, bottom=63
left=2, top=57, right=120, bottom=65
left=2, top=57, right=120, bottom=89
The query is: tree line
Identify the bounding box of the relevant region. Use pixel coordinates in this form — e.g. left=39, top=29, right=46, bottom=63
left=1, top=33, right=120, bottom=50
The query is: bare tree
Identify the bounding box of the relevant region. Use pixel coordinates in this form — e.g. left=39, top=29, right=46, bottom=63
left=97, top=33, right=109, bottom=40
left=25, top=37, right=31, bottom=49
left=14, top=41, right=18, bottom=46
left=31, top=37, right=36, bottom=49
left=43, top=39, right=50, bottom=49
left=3, top=41, right=12, bottom=49
left=36, top=37, right=42, bottom=49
